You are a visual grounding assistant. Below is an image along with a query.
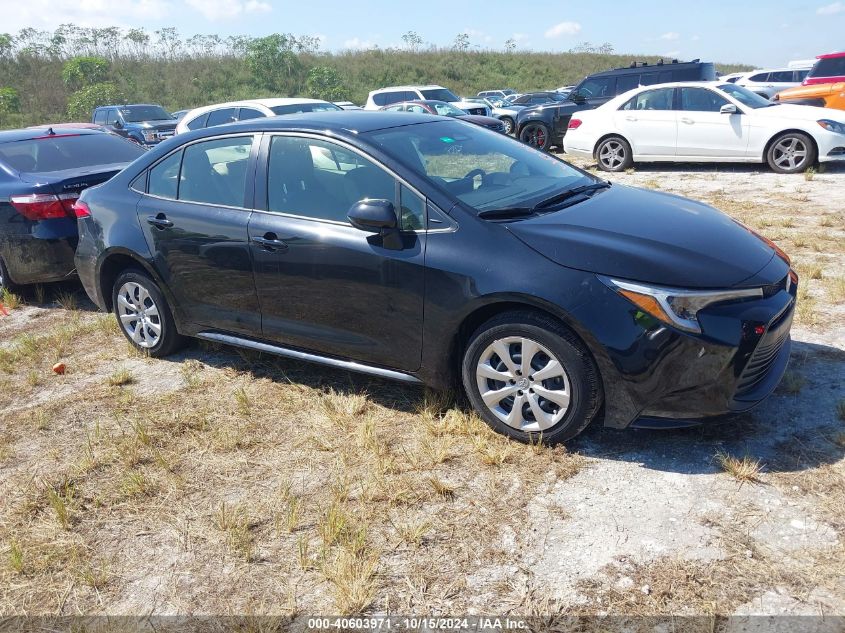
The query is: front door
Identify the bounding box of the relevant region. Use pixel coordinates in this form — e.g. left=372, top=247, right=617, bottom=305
left=136, top=134, right=261, bottom=334
left=248, top=134, right=426, bottom=371
left=675, top=87, right=750, bottom=158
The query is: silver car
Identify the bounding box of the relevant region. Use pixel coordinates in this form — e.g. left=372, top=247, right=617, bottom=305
left=734, top=68, right=810, bottom=99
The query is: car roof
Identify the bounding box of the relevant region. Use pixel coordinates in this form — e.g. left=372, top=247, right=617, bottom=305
left=369, top=85, right=445, bottom=93
left=0, top=128, right=102, bottom=143
left=817, top=51, right=845, bottom=59
left=589, top=60, right=712, bottom=77
left=96, top=104, right=163, bottom=109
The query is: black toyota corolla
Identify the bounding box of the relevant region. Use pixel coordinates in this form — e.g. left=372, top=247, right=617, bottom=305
left=74, top=112, right=796, bottom=443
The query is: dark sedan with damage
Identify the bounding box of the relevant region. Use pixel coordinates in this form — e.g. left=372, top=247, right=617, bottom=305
left=0, top=127, right=146, bottom=292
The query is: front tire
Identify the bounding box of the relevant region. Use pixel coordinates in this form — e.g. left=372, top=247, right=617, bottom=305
left=766, top=132, right=816, bottom=174
left=112, top=269, right=184, bottom=357
left=500, top=116, right=515, bottom=135
left=462, top=311, right=602, bottom=444
left=520, top=123, right=551, bottom=151
left=596, top=136, right=633, bottom=172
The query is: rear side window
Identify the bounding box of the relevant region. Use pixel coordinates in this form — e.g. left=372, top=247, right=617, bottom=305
left=621, top=88, right=674, bottom=111
left=616, top=74, right=640, bottom=94
left=795, top=69, right=809, bottom=81
left=178, top=136, right=253, bottom=207
left=148, top=151, right=182, bottom=199
left=770, top=71, right=793, bottom=82
left=186, top=113, right=209, bottom=130
left=0, top=134, right=145, bottom=173
left=206, top=108, right=237, bottom=128
left=373, top=91, right=405, bottom=106
left=238, top=107, right=265, bottom=121
left=809, top=56, right=845, bottom=78
left=748, top=72, right=769, bottom=82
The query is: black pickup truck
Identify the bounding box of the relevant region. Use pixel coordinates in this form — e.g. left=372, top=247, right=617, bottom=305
left=92, top=104, right=177, bottom=147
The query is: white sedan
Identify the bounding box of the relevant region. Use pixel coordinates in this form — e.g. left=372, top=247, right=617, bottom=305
left=563, top=81, right=845, bottom=173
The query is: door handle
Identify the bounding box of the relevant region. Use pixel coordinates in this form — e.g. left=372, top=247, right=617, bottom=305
left=252, top=233, right=289, bottom=251
left=146, top=214, right=173, bottom=229
left=681, top=117, right=694, bottom=125
left=624, top=116, right=637, bottom=122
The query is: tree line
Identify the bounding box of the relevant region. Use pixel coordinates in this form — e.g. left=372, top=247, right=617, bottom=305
left=0, top=25, right=751, bottom=129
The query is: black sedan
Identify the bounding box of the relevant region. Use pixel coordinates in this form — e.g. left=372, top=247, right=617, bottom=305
left=0, top=128, right=146, bottom=292
left=380, top=100, right=506, bottom=133
left=74, top=112, right=796, bottom=443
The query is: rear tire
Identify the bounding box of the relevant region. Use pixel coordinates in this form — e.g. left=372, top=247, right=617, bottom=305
left=112, top=269, right=184, bottom=357
left=766, top=132, right=816, bottom=174
left=520, top=123, right=551, bottom=151
left=596, top=136, right=633, bottom=172
left=461, top=310, right=602, bottom=444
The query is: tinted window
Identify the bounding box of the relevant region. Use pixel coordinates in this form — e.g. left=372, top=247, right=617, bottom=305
left=621, top=88, right=674, bottom=111
left=770, top=71, right=794, bottom=82
left=0, top=133, right=145, bottom=173
left=205, top=108, right=237, bottom=128
left=148, top=151, right=182, bottom=199
left=679, top=87, right=729, bottom=112
left=238, top=107, right=265, bottom=121
left=513, top=95, right=531, bottom=104
left=748, top=73, right=769, bottom=82
left=616, top=74, right=640, bottom=94
left=373, top=91, right=406, bottom=106
left=93, top=109, right=107, bottom=125
left=420, top=88, right=460, bottom=101
left=178, top=136, right=252, bottom=207
left=105, top=109, right=120, bottom=125
left=399, top=184, right=425, bottom=231
left=578, top=77, right=616, bottom=98
left=408, top=104, right=429, bottom=114
left=796, top=69, right=809, bottom=81
left=809, top=57, right=845, bottom=78
left=186, top=113, right=209, bottom=130
left=640, top=72, right=659, bottom=86
left=268, top=136, right=395, bottom=224
left=120, top=105, right=172, bottom=122
left=269, top=102, right=342, bottom=115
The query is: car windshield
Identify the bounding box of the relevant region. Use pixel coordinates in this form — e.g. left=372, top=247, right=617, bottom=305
left=366, top=120, right=594, bottom=214
left=420, top=88, right=460, bottom=102
left=430, top=102, right=467, bottom=117
left=0, top=133, right=146, bottom=173
left=270, top=102, right=342, bottom=115
left=119, top=105, right=172, bottom=122
left=718, top=84, right=774, bottom=108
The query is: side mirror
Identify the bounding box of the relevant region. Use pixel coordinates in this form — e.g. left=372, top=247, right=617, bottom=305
left=112, top=120, right=123, bottom=129
left=720, top=104, right=738, bottom=115
left=348, top=199, right=402, bottom=249
left=570, top=92, right=586, bottom=103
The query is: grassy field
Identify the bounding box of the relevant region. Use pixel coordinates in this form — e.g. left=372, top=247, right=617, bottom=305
left=0, top=161, right=843, bottom=619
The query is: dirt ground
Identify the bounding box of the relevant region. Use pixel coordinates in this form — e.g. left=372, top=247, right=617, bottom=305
left=0, top=158, right=843, bottom=622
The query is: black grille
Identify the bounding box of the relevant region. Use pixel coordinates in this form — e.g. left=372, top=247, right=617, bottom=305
left=761, top=274, right=789, bottom=298
left=735, top=309, right=792, bottom=396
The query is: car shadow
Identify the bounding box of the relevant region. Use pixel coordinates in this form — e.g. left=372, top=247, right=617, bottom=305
left=155, top=336, right=844, bottom=476
left=13, top=280, right=100, bottom=313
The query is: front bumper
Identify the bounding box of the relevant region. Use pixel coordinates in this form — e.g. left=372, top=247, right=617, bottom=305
left=571, top=271, right=796, bottom=429
left=816, top=129, right=845, bottom=163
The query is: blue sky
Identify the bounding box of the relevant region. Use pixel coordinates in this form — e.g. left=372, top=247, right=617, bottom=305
left=3, top=0, right=842, bottom=67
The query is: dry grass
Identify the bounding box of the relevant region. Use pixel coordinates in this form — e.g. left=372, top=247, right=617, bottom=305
left=716, top=452, right=763, bottom=483
left=106, top=367, right=135, bottom=387
left=779, top=371, right=806, bottom=395
left=1, top=288, right=22, bottom=310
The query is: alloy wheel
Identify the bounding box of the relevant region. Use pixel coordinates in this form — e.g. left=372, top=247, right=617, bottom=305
left=522, top=124, right=548, bottom=149
left=502, top=117, right=514, bottom=134
left=773, top=137, right=808, bottom=171
left=475, top=336, right=571, bottom=432
left=599, top=140, right=626, bottom=170
left=116, top=281, right=162, bottom=348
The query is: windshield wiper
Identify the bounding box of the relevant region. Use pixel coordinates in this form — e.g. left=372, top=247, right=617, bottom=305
left=477, top=207, right=536, bottom=220
left=533, top=181, right=611, bottom=210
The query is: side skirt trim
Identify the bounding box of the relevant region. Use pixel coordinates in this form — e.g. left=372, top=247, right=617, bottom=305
left=196, top=331, right=423, bottom=384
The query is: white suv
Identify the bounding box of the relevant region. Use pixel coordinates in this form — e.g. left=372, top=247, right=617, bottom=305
left=733, top=68, right=810, bottom=99
left=364, top=85, right=491, bottom=116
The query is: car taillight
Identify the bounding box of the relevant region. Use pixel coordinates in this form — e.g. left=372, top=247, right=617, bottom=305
left=72, top=200, right=91, bottom=218
left=9, top=193, right=79, bottom=220
left=568, top=119, right=583, bottom=130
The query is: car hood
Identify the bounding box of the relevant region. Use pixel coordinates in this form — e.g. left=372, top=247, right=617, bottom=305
left=135, top=119, right=179, bottom=130
left=505, top=184, right=779, bottom=289
left=493, top=106, right=524, bottom=116
left=752, top=103, right=845, bottom=122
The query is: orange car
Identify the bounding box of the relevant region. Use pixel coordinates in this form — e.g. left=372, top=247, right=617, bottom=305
left=774, top=82, right=845, bottom=111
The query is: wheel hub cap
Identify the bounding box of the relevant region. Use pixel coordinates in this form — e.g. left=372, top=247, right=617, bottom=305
left=116, top=281, right=162, bottom=349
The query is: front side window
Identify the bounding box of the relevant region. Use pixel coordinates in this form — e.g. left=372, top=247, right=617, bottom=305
left=679, top=88, right=729, bottom=112
left=408, top=104, right=429, bottom=114
left=431, top=102, right=465, bottom=116
left=267, top=136, right=395, bottom=224
left=577, top=77, right=616, bottom=98
left=621, top=88, right=674, bottom=111
left=178, top=136, right=252, bottom=207
left=367, top=120, right=592, bottom=214
left=748, top=73, right=769, bottom=82
left=148, top=150, right=182, bottom=199
left=420, top=88, right=460, bottom=102
left=770, top=71, right=794, bottom=82
left=105, top=109, right=120, bottom=125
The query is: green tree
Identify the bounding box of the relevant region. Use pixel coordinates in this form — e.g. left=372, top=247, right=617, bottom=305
left=401, top=31, right=423, bottom=51
left=67, top=82, right=124, bottom=120
left=0, top=87, right=21, bottom=113
left=245, top=34, right=302, bottom=93
left=453, top=33, right=470, bottom=52
left=62, top=56, right=110, bottom=90
left=305, top=66, right=349, bottom=101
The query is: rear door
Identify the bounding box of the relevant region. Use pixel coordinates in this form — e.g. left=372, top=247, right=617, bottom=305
left=674, top=87, right=750, bottom=158
left=136, top=134, right=262, bottom=334
left=614, top=87, right=677, bottom=157
left=247, top=133, right=426, bottom=371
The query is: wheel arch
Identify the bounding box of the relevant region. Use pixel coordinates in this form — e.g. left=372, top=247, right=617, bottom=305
left=762, top=128, right=819, bottom=164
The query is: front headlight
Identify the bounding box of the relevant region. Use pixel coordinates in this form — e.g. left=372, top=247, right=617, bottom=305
left=599, top=276, right=763, bottom=333
left=817, top=119, right=845, bottom=134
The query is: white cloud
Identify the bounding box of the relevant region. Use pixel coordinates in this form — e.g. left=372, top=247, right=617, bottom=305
left=659, top=31, right=680, bottom=40
left=544, top=21, right=582, bottom=38
left=0, top=0, right=170, bottom=30
left=817, top=1, right=844, bottom=14
left=184, top=0, right=271, bottom=21
left=343, top=37, right=376, bottom=50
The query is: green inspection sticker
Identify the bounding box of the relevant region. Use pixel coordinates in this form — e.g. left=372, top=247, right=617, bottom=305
left=440, top=136, right=455, bottom=143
